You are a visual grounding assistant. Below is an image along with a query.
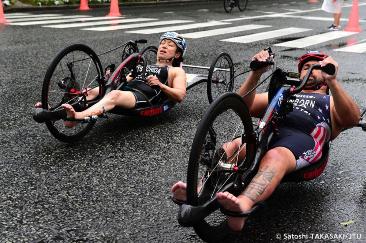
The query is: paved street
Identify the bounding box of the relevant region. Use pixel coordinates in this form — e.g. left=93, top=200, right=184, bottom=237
left=0, top=0, right=365, bottom=242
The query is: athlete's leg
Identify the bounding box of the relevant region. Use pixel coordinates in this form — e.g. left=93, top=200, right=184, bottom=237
left=62, top=90, right=136, bottom=120
left=216, top=147, right=296, bottom=231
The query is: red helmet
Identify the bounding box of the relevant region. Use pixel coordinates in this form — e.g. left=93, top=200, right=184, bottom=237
left=298, top=51, right=328, bottom=73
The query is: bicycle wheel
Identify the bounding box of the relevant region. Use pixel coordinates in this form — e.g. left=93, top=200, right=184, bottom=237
left=139, top=45, right=158, bottom=65
left=224, top=0, right=235, bottom=13
left=238, top=0, right=248, bottom=11
left=42, top=44, right=104, bottom=143
left=186, top=93, right=256, bottom=241
left=121, top=42, right=138, bottom=62
left=207, top=53, right=234, bottom=103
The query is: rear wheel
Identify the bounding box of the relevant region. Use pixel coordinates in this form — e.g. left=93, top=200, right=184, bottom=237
left=207, top=53, right=234, bottom=103
left=224, top=0, right=235, bottom=13
left=238, top=0, right=248, bottom=11
left=121, top=42, right=138, bottom=62
left=186, top=93, right=256, bottom=241
left=42, top=44, right=104, bottom=143
left=139, top=45, right=158, bottom=65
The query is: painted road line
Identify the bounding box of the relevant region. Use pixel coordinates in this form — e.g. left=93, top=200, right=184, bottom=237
left=126, top=21, right=230, bottom=34
left=275, top=31, right=357, bottom=48
left=221, top=27, right=311, bottom=44
left=5, top=14, right=60, bottom=19
left=82, top=20, right=193, bottom=31
left=43, top=18, right=157, bottom=28
left=9, top=15, right=91, bottom=24
left=334, top=42, right=366, bottom=53
left=181, top=24, right=271, bottom=39
left=9, top=16, right=123, bottom=26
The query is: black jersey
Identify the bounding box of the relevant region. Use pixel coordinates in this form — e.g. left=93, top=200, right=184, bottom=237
left=123, top=64, right=169, bottom=104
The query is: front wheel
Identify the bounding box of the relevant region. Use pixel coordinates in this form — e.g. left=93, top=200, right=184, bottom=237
left=42, top=44, right=104, bottom=143
left=207, top=52, right=234, bottom=103
left=238, top=0, right=248, bottom=11
left=186, top=93, right=256, bottom=241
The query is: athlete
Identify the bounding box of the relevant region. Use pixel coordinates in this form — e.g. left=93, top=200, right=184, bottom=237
left=171, top=49, right=360, bottom=231
left=34, top=32, right=187, bottom=125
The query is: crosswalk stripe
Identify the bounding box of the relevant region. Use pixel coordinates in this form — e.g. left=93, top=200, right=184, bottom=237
left=334, top=42, right=366, bottom=53
left=181, top=24, right=271, bottom=39
left=126, top=21, right=230, bottom=34
left=275, top=31, right=357, bottom=48
left=9, top=16, right=123, bottom=26
left=5, top=13, right=32, bottom=16
left=9, top=15, right=91, bottom=24
left=5, top=14, right=61, bottom=19
left=42, top=17, right=157, bottom=28
left=221, top=27, right=311, bottom=44
left=82, top=20, right=193, bottom=31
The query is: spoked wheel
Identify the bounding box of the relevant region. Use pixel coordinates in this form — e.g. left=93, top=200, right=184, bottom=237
left=186, top=93, right=256, bottom=241
left=238, top=0, right=248, bottom=11
left=121, top=42, right=138, bottom=62
left=42, top=44, right=104, bottom=143
left=207, top=52, right=234, bottom=103
left=224, top=0, right=235, bottom=13
left=139, top=45, right=158, bottom=65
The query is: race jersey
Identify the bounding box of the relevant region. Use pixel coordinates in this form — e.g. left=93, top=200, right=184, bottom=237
left=279, top=93, right=332, bottom=166
left=124, top=64, right=169, bottom=102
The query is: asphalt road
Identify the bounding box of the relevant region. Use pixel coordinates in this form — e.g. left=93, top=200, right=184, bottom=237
left=0, top=0, right=365, bottom=242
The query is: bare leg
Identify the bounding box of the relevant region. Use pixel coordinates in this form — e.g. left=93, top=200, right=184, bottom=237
left=333, top=12, right=341, bottom=27
left=62, top=90, right=136, bottom=121
left=217, top=147, right=296, bottom=231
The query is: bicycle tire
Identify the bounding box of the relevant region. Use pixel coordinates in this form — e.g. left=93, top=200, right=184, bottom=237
left=42, top=44, right=104, bottom=143
left=238, top=0, right=248, bottom=11
left=207, top=53, right=234, bottom=103
left=121, top=42, right=138, bottom=62
left=139, top=45, right=158, bottom=65
left=224, top=0, right=234, bottom=13
left=186, top=93, right=256, bottom=241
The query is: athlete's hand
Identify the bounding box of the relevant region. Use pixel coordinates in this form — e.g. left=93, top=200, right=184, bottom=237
left=319, top=56, right=338, bottom=84
left=146, top=75, right=161, bottom=87
left=251, top=49, right=273, bottom=74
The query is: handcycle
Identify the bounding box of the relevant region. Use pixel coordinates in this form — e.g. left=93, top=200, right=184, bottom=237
left=224, top=0, right=248, bottom=13
left=174, top=51, right=366, bottom=241
left=33, top=39, right=236, bottom=143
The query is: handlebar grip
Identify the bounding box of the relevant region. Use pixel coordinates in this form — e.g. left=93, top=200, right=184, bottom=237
left=321, top=63, right=336, bottom=76
left=136, top=39, right=147, bottom=44
left=249, top=60, right=274, bottom=71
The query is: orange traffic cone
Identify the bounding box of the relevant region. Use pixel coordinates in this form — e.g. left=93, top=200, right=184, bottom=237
left=107, top=0, right=122, bottom=17
left=79, top=0, right=90, bottom=11
left=0, top=2, right=8, bottom=24
left=345, top=0, right=361, bottom=32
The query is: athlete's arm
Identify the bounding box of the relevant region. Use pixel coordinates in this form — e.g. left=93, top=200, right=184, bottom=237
left=322, top=57, right=360, bottom=139
left=147, top=68, right=187, bottom=103
left=237, top=50, right=270, bottom=117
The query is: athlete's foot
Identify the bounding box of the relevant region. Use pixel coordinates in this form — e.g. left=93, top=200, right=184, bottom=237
left=171, top=181, right=187, bottom=203
left=34, top=102, right=42, bottom=108
left=216, top=192, right=252, bottom=231
left=61, top=104, right=78, bottom=128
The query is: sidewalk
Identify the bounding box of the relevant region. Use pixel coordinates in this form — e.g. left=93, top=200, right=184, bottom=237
left=4, top=0, right=219, bottom=12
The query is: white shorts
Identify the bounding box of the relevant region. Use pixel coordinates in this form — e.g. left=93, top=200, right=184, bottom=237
left=322, top=0, right=343, bottom=14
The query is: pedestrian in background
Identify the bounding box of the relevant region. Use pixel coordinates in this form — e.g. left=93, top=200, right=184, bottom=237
left=322, top=0, right=343, bottom=30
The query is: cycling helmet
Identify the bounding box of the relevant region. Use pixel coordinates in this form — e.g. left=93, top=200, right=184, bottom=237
left=298, top=51, right=328, bottom=72
left=160, top=32, right=187, bottom=57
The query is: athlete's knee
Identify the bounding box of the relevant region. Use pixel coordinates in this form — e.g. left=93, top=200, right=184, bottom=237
left=106, top=90, right=122, bottom=103
left=261, top=148, right=295, bottom=172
